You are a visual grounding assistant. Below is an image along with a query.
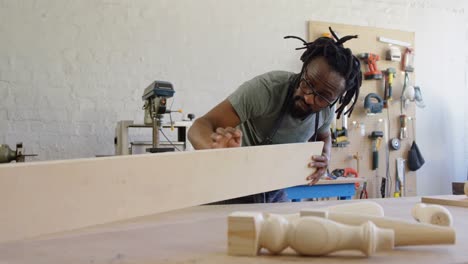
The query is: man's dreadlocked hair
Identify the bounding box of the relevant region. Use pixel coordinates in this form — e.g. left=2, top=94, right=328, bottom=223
left=285, top=27, right=362, bottom=118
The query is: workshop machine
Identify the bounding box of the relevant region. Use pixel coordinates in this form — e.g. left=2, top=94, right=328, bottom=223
left=142, top=81, right=177, bottom=153
left=0, top=143, right=37, bottom=163
left=115, top=81, right=193, bottom=155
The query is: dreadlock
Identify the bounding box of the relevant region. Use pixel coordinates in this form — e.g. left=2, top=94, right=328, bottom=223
left=284, top=27, right=362, bottom=118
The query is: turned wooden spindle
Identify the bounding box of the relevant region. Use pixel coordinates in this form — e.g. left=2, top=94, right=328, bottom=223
left=227, top=212, right=394, bottom=257
left=278, top=201, right=385, bottom=222
left=300, top=210, right=456, bottom=246
left=324, top=201, right=384, bottom=216
left=411, top=203, right=453, bottom=227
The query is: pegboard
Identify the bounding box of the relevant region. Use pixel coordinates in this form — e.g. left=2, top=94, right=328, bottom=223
left=308, top=21, right=417, bottom=198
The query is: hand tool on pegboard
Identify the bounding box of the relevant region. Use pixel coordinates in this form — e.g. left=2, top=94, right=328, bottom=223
left=383, top=68, right=396, bottom=108
left=330, top=168, right=358, bottom=178
left=395, top=158, right=406, bottom=197
left=389, top=138, right=401, bottom=150
left=352, top=152, right=362, bottom=174
left=331, top=127, right=350, bottom=147
left=357, top=53, right=383, bottom=80
left=351, top=152, right=367, bottom=198
left=385, top=46, right=402, bottom=62
left=369, top=131, right=384, bottom=170
left=330, top=106, right=350, bottom=147
left=360, top=182, right=369, bottom=199
left=330, top=167, right=361, bottom=189
left=399, top=115, right=408, bottom=140
left=364, top=93, right=384, bottom=115
left=380, top=178, right=386, bottom=198
left=369, top=131, right=384, bottom=198
left=402, top=48, right=415, bottom=72
left=413, top=86, right=426, bottom=108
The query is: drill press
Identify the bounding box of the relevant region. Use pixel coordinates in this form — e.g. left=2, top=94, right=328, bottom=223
left=142, top=81, right=176, bottom=153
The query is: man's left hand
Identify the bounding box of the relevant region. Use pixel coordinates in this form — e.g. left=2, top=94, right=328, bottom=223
left=306, top=154, right=329, bottom=185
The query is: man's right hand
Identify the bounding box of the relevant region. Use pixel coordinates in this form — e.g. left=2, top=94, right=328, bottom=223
left=210, top=127, right=242, bottom=148
left=187, top=100, right=242, bottom=150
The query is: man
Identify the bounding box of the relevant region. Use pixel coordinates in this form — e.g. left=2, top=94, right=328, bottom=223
left=188, top=28, right=362, bottom=203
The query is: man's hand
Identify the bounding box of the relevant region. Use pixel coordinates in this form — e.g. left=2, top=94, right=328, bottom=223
left=306, top=154, right=329, bottom=185
left=210, top=127, right=242, bottom=148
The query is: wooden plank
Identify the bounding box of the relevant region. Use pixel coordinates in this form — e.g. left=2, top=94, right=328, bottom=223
left=0, top=142, right=322, bottom=243
left=1, top=197, right=467, bottom=263
left=421, top=195, right=468, bottom=208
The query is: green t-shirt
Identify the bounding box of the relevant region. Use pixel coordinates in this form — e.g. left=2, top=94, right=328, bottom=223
left=228, top=71, right=335, bottom=146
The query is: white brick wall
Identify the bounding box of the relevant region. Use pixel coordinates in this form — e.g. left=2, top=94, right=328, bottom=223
left=0, top=0, right=467, bottom=194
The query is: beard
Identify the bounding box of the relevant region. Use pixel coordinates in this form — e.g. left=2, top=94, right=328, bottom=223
left=289, top=96, right=319, bottom=119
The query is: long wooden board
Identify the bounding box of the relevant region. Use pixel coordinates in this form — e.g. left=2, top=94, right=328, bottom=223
left=0, top=142, right=322, bottom=243
left=421, top=195, right=468, bottom=207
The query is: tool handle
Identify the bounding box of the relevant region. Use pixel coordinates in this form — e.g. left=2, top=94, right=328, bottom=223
left=372, top=151, right=378, bottom=170
left=383, top=81, right=389, bottom=107
left=380, top=178, right=386, bottom=198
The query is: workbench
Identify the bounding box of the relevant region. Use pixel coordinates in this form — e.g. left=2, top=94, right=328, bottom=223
left=0, top=196, right=466, bottom=263
left=286, top=178, right=365, bottom=201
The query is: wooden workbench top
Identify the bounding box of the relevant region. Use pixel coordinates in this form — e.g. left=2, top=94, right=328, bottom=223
left=315, top=178, right=365, bottom=185
left=0, top=197, right=467, bottom=263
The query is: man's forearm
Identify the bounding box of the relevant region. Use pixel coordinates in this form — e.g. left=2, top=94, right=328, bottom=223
left=188, top=118, right=215, bottom=150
